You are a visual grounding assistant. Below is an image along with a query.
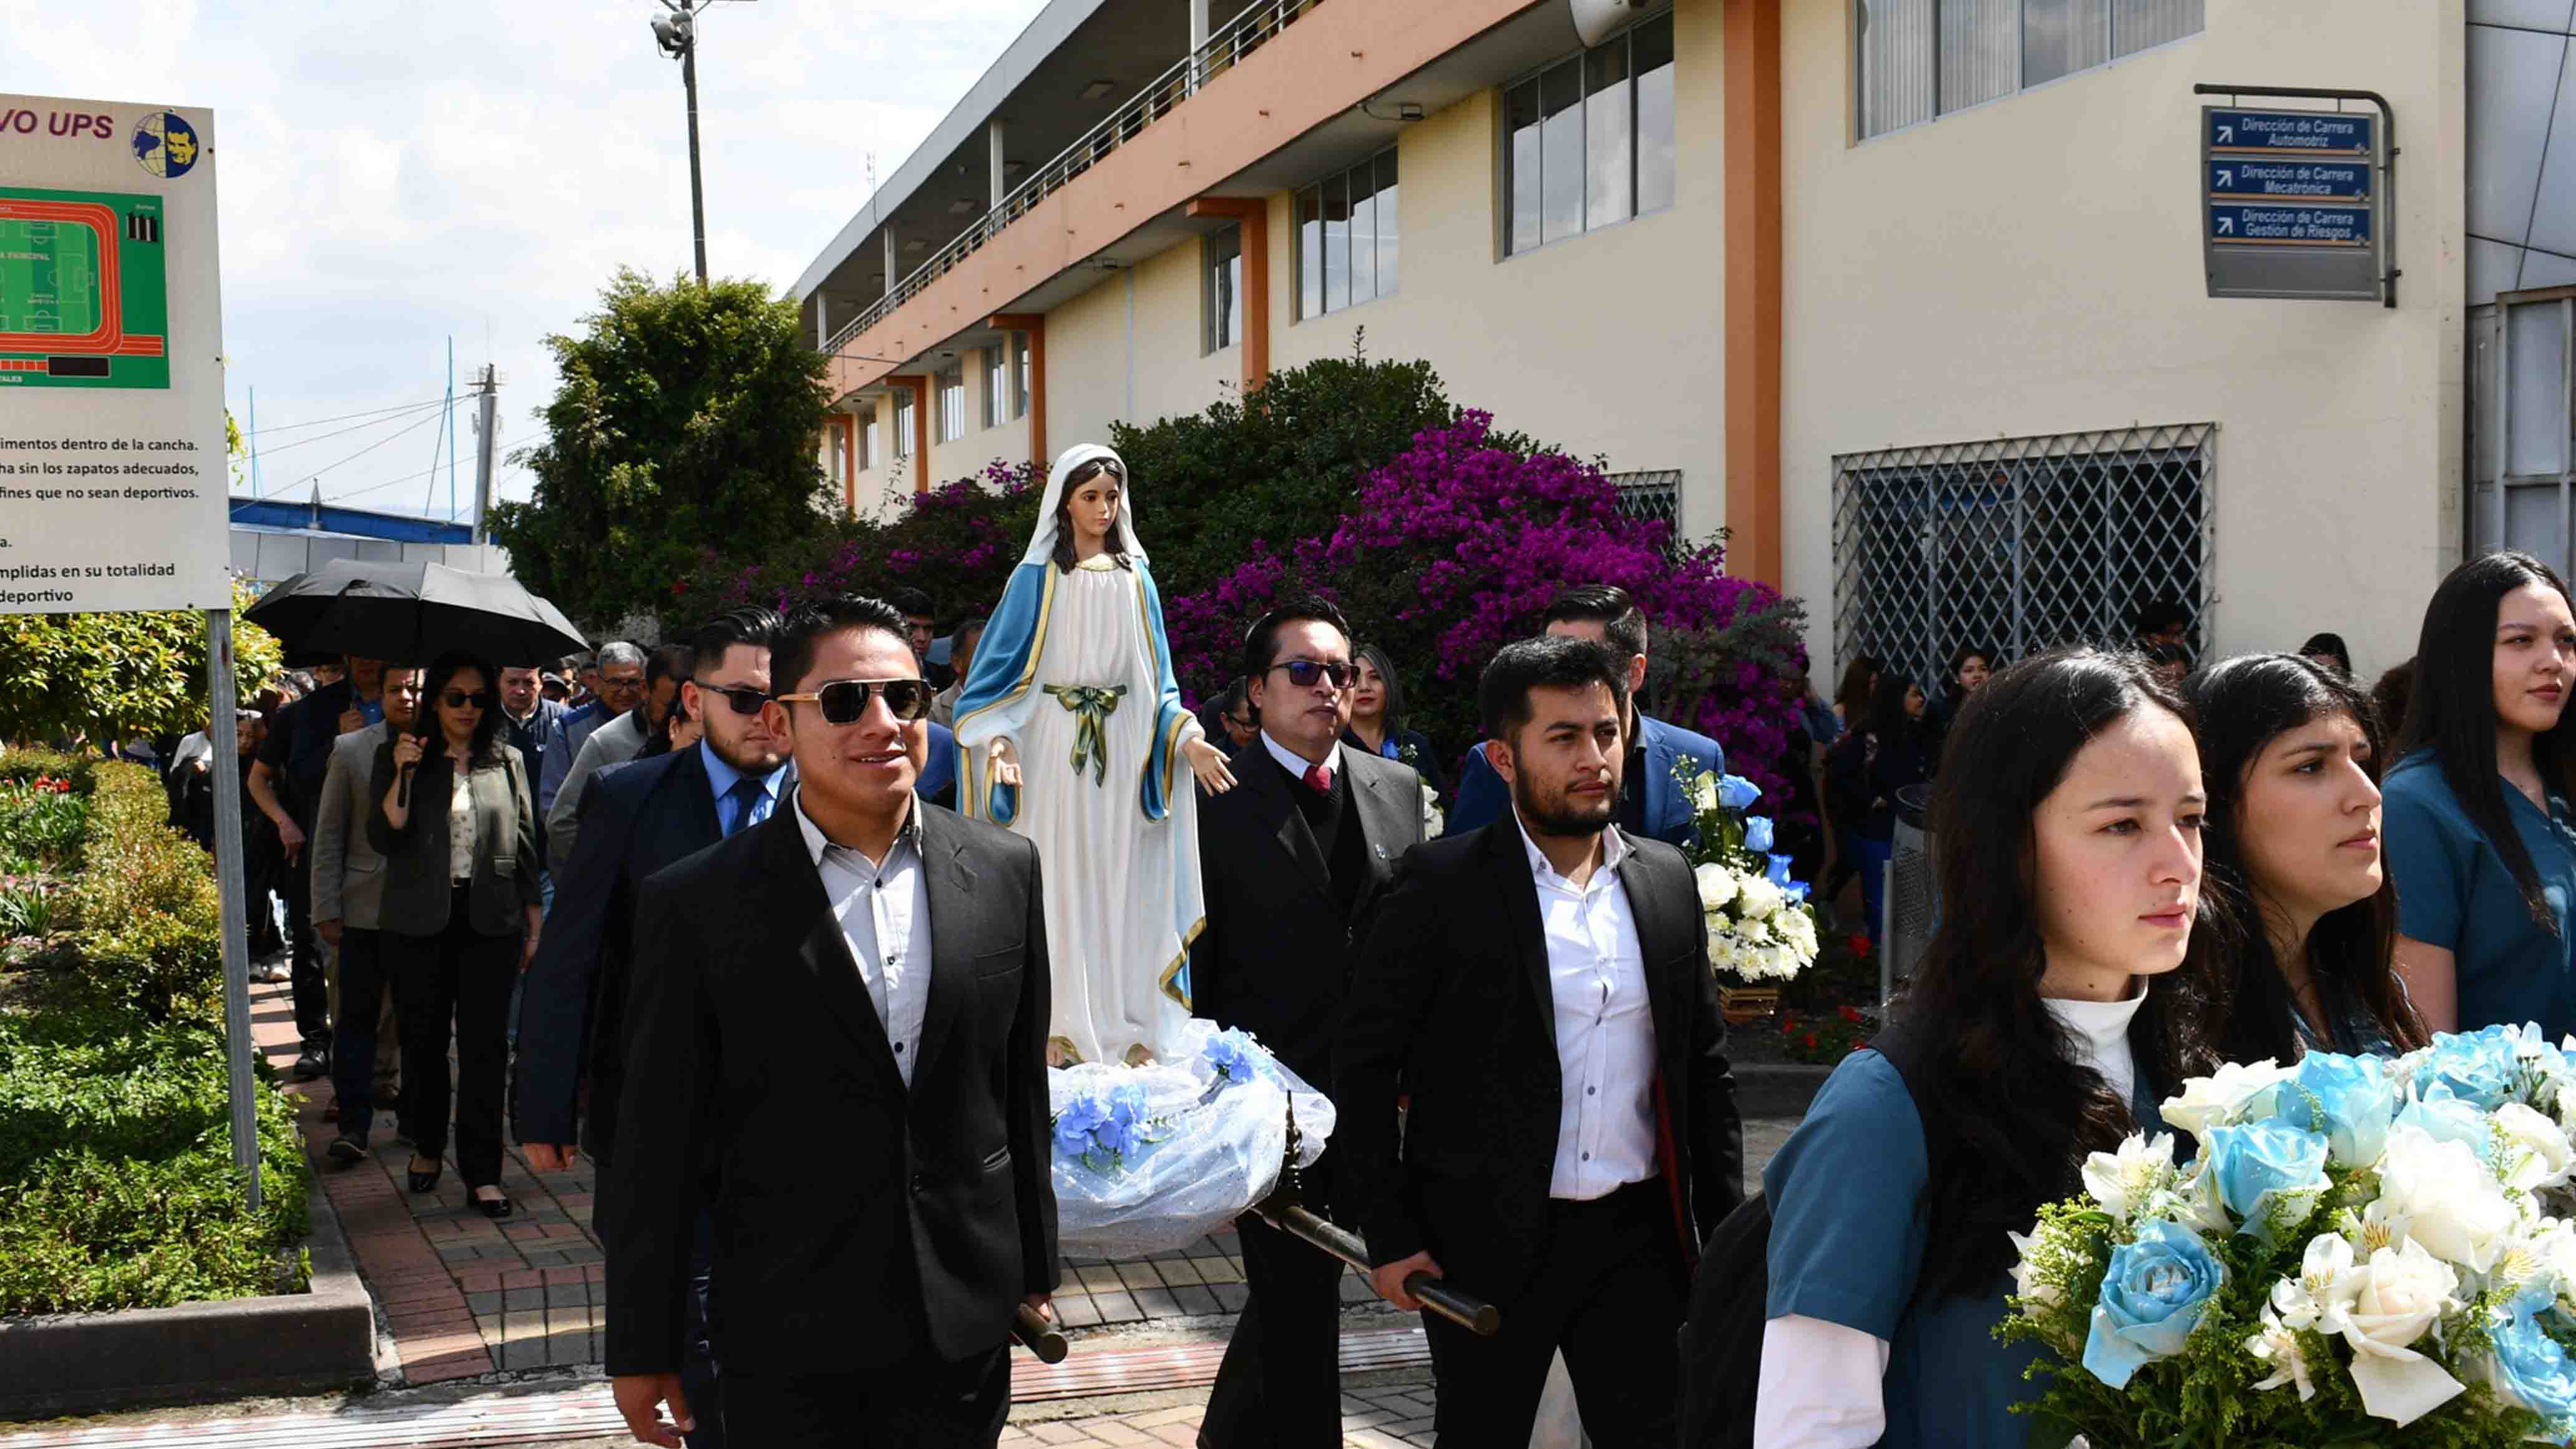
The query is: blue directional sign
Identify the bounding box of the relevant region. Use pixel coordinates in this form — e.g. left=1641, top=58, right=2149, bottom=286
left=2206, top=158, right=2369, bottom=203
left=2207, top=203, right=2371, bottom=248
left=2207, top=107, right=2374, bottom=157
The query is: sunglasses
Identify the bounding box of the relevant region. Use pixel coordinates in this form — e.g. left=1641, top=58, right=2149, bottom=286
left=441, top=690, right=494, bottom=709
left=774, top=678, right=936, bottom=725
left=1267, top=660, right=1355, bottom=690
left=1068, top=458, right=1125, bottom=485
left=695, top=682, right=772, bottom=716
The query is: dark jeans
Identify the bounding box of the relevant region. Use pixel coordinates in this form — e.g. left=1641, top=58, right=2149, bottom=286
left=1203, top=1153, right=1343, bottom=1448
left=388, top=892, right=517, bottom=1187
left=281, top=816, right=329, bottom=1044
left=723, top=1345, right=1007, bottom=1448
left=1422, top=1179, right=1686, bottom=1449
left=329, top=927, right=404, bottom=1137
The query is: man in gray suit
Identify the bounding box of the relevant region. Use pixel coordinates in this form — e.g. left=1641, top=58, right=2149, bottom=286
left=313, top=663, right=422, bottom=1163
left=538, top=640, right=648, bottom=821
left=546, top=642, right=691, bottom=877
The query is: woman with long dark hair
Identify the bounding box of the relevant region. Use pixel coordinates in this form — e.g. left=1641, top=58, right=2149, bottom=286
left=1756, top=649, right=2219, bottom=1447
left=2384, top=551, right=2576, bottom=1036
left=368, top=651, right=542, bottom=1217
left=2188, top=654, right=2425, bottom=1061
left=1344, top=642, right=1448, bottom=801
left=1827, top=672, right=1933, bottom=941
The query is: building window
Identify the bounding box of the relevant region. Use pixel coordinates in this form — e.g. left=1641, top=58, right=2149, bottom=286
left=1205, top=225, right=1244, bottom=354
left=1297, top=147, right=1398, bottom=320
left=982, top=346, right=1008, bottom=428
left=1012, top=333, right=1031, bottom=420
left=1505, top=12, right=1673, bottom=258
left=1832, top=423, right=2213, bottom=689
left=892, top=394, right=914, bottom=459
left=1610, top=469, right=1684, bottom=556
left=1855, top=0, right=2203, bottom=140
left=939, top=369, right=967, bottom=443
left=860, top=404, right=879, bottom=471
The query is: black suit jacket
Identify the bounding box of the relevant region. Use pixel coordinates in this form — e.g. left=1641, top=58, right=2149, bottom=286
left=602, top=797, right=1058, bottom=1377
left=1334, top=819, right=1745, bottom=1306
left=1191, top=739, right=1421, bottom=1090
left=510, top=744, right=736, bottom=1164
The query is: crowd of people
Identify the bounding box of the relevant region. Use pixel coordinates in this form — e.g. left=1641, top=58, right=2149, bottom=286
left=124, top=431, right=2576, bottom=1448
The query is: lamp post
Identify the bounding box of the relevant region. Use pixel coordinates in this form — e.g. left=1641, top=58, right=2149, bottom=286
left=651, top=0, right=710, bottom=283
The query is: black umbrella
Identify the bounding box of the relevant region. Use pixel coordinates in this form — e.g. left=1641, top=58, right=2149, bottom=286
left=244, top=558, right=587, bottom=668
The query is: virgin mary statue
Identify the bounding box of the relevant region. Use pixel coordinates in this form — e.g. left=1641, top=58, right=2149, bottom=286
left=952, top=443, right=1236, bottom=1066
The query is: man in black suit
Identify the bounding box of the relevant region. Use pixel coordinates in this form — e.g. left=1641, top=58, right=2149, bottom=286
left=514, top=605, right=788, bottom=1449
left=605, top=595, right=1056, bottom=1449
left=1336, top=635, right=1744, bottom=1447
left=1191, top=599, right=1423, bottom=1449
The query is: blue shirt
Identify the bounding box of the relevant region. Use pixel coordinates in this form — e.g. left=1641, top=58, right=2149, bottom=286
left=2382, top=749, right=2576, bottom=1037
left=698, top=740, right=789, bottom=837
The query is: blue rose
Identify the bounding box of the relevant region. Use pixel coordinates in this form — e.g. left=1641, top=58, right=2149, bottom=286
left=2203, top=1119, right=2330, bottom=1240
left=2081, top=1218, right=2228, bottom=1389
left=2417, top=1030, right=2520, bottom=1109
left=2276, top=1051, right=2397, bottom=1169
left=1783, top=881, right=1812, bottom=905
left=1742, top=815, right=1775, bottom=854
left=2396, top=1088, right=2496, bottom=1164
left=1717, top=774, right=1761, bottom=811
left=1765, top=853, right=1796, bottom=887
left=2489, top=1291, right=2576, bottom=1428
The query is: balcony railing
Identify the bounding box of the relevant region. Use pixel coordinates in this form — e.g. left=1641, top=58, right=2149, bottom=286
left=824, top=0, right=1325, bottom=358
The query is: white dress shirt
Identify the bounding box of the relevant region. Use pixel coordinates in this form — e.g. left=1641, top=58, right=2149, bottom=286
left=795, top=793, right=932, bottom=1088
left=1513, top=809, right=1657, bottom=1202
left=1752, top=983, right=2151, bottom=1449
left=1260, top=728, right=1330, bottom=781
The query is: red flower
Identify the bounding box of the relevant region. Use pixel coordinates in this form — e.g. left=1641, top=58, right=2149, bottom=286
left=1838, top=1005, right=1863, bottom=1024
left=1846, top=934, right=1871, bottom=958
left=1802, top=1034, right=1818, bottom=1050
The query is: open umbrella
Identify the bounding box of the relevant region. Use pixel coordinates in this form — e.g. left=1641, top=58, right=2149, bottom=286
left=244, top=558, right=587, bottom=667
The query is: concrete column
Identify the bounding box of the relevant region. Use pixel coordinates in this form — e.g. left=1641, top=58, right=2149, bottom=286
left=1188, top=0, right=1210, bottom=90
left=988, top=120, right=1008, bottom=210
left=883, top=228, right=899, bottom=294
left=816, top=294, right=829, bottom=349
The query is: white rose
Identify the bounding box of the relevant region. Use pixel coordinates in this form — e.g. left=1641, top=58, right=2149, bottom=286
left=2333, top=1239, right=2467, bottom=1426
left=1736, top=874, right=1785, bottom=922
left=1739, top=916, right=1774, bottom=946
left=1693, top=863, right=1739, bottom=912
left=2377, top=1125, right=2518, bottom=1274
left=2159, top=1060, right=2295, bottom=1138
left=2245, top=1303, right=2318, bottom=1402
left=2493, top=1102, right=2576, bottom=1191
left=1778, top=908, right=1819, bottom=958
left=2080, top=1132, right=2177, bottom=1222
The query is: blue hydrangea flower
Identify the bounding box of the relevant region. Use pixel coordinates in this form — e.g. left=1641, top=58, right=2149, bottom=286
left=1742, top=815, right=1775, bottom=854
left=1201, top=1028, right=1261, bottom=1087
left=2081, top=1219, right=2228, bottom=1389
left=1053, top=1096, right=1111, bottom=1161
left=2276, top=1051, right=2397, bottom=1169
left=1717, top=774, right=1762, bottom=812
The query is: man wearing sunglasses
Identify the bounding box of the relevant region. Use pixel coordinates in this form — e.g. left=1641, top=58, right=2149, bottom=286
left=546, top=643, right=695, bottom=878
left=607, top=594, right=1055, bottom=1449
left=538, top=642, right=646, bottom=821
left=1191, top=598, right=1426, bottom=1449
left=515, top=608, right=788, bottom=1449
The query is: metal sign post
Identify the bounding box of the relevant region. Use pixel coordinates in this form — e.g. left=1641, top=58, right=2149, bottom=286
left=205, top=609, right=261, bottom=1207
left=2195, top=84, right=2399, bottom=306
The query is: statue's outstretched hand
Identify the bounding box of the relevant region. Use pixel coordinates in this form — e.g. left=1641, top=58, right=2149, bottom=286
left=988, top=737, right=1024, bottom=789
left=1184, top=737, right=1236, bottom=795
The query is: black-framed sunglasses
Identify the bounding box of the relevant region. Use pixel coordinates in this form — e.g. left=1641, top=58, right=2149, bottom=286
left=440, top=690, right=494, bottom=710
left=774, top=678, right=936, bottom=725
left=694, top=681, right=772, bottom=716
left=1067, top=457, right=1126, bottom=486
left=1268, top=660, right=1355, bottom=690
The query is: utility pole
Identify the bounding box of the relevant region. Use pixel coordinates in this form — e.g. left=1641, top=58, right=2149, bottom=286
left=653, top=1, right=711, bottom=283
left=471, top=364, right=498, bottom=544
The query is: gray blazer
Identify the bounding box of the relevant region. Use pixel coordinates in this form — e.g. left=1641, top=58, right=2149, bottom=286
left=366, top=739, right=544, bottom=939
left=310, top=723, right=393, bottom=932
left=546, top=708, right=650, bottom=878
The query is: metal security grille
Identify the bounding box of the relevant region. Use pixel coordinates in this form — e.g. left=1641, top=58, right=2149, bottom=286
left=1831, top=424, right=2217, bottom=688
left=1612, top=470, right=1683, bottom=552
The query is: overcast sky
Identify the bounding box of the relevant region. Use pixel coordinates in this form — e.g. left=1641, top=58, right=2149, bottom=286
left=9, top=0, right=1050, bottom=515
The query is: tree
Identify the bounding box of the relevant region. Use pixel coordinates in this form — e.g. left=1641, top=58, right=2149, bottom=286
left=0, top=578, right=283, bottom=744
left=487, top=270, right=832, bottom=630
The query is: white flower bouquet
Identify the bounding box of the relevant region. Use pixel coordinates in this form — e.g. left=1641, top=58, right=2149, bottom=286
left=1673, top=760, right=1818, bottom=984
left=2002, top=1026, right=2576, bottom=1446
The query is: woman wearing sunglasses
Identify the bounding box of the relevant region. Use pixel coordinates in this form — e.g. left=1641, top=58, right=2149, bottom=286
left=952, top=443, right=1237, bottom=1066
left=368, top=650, right=543, bottom=1218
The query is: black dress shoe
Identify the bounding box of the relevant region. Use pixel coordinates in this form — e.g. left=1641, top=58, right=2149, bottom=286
left=326, top=1133, right=368, bottom=1166
left=472, top=1191, right=514, bottom=1220
left=407, top=1161, right=442, bottom=1194
left=292, top=1046, right=331, bottom=1081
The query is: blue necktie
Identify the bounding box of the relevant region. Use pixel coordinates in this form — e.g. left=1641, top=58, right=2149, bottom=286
left=723, top=777, right=766, bottom=837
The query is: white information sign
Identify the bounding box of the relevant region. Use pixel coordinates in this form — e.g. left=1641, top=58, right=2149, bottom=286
left=0, top=92, right=226, bottom=613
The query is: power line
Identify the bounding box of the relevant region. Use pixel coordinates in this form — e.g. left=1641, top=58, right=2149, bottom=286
left=240, top=396, right=450, bottom=438
left=286, top=411, right=449, bottom=494
left=248, top=399, right=454, bottom=461
left=320, top=432, right=531, bottom=505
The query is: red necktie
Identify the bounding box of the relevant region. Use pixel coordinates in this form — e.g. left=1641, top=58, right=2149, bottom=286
left=1302, top=762, right=1334, bottom=795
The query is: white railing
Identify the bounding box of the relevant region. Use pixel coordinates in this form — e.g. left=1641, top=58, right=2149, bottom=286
left=824, top=0, right=1324, bottom=358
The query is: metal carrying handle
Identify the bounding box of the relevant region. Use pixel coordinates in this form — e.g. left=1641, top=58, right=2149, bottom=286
left=1013, top=1302, right=1069, bottom=1364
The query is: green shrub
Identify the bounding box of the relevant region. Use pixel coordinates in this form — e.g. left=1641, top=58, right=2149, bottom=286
left=0, top=751, right=99, bottom=794
left=64, top=765, right=223, bottom=1019
left=0, top=779, right=90, bottom=871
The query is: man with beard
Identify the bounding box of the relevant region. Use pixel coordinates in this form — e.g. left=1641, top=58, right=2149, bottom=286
left=514, top=607, right=790, bottom=1449
left=1335, top=635, right=1744, bottom=1446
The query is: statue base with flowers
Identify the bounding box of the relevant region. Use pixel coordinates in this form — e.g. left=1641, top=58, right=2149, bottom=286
left=2000, top=1025, right=2576, bottom=1447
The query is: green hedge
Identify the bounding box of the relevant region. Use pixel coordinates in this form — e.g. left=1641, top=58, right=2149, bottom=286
left=0, top=761, right=311, bottom=1316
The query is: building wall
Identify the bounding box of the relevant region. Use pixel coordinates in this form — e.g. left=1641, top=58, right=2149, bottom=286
left=1779, top=0, right=2467, bottom=685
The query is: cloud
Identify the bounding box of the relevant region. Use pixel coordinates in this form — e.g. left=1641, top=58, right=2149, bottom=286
left=2, top=0, right=1049, bottom=510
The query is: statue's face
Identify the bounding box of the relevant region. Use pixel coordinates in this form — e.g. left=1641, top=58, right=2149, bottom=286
left=1067, top=476, right=1121, bottom=547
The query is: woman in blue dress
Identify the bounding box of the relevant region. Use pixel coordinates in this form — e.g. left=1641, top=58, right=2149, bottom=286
left=1756, top=648, right=2222, bottom=1448
left=2382, top=551, right=2576, bottom=1037
left=2187, top=653, right=2425, bottom=1061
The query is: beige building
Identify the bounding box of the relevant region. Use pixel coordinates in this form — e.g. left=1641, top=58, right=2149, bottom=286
left=799, top=0, right=2532, bottom=688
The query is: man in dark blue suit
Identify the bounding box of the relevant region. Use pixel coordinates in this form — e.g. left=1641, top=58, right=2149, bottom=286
left=1447, top=585, right=1723, bottom=848
left=512, top=607, right=788, bottom=1449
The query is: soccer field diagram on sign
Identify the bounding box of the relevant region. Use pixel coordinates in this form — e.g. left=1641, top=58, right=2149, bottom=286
left=0, top=184, right=168, bottom=390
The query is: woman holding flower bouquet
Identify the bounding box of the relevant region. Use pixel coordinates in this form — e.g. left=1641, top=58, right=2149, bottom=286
left=2187, top=653, right=2426, bottom=1063
left=1755, top=650, right=2222, bottom=1448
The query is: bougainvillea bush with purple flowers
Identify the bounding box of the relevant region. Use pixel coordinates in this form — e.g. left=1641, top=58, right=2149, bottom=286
left=683, top=459, right=1043, bottom=623
left=1161, top=412, right=1810, bottom=805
